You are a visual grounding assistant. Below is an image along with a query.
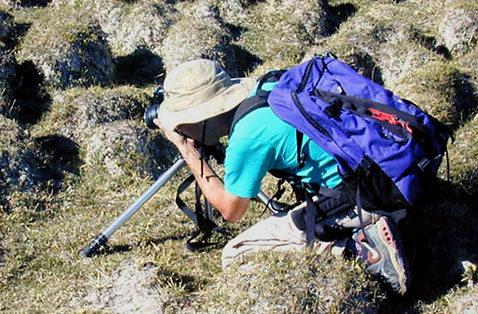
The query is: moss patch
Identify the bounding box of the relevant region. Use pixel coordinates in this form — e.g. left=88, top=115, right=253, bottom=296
left=18, top=2, right=113, bottom=88
left=448, top=115, right=478, bottom=195
left=161, top=1, right=236, bottom=75
left=393, top=61, right=476, bottom=128
left=189, top=251, right=385, bottom=313
left=87, top=0, right=176, bottom=56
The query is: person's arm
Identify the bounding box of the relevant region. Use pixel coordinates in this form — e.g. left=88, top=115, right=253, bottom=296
left=156, top=122, right=250, bottom=222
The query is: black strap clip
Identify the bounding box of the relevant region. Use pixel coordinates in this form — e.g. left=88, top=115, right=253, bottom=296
left=417, top=157, right=431, bottom=173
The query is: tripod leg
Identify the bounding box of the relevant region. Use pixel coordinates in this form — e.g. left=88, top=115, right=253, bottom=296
left=81, top=159, right=186, bottom=257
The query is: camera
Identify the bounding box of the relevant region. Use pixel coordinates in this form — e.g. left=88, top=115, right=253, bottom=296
left=144, top=86, right=164, bottom=129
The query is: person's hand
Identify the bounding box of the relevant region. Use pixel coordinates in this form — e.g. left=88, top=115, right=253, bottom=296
left=153, top=118, right=196, bottom=152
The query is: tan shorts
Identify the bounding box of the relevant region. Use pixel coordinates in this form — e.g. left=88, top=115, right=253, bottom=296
left=221, top=209, right=348, bottom=269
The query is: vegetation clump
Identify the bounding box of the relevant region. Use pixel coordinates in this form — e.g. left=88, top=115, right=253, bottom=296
left=32, top=85, right=150, bottom=143
left=453, top=47, right=478, bottom=100
left=0, top=46, right=16, bottom=113
left=84, top=120, right=173, bottom=178
left=190, top=251, right=385, bottom=313
left=393, top=61, right=476, bottom=128
left=228, top=0, right=329, bottom=64
left=313, top=2, right=446, bottom=87
left=87, top=0, right=176, bottom=57
left=0, top=115, right=22, bottom=211
left=17, top=3, right=113, bottom=89
left=438, top=2, right=478, bottom=56
left=161, top=1, right=236, bottom=74
left=0, top=115, right=61, bottom=213
left=448, top=115, right=478, bottom=195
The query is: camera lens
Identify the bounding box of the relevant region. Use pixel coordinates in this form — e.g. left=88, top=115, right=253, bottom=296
left=144, top=86, right=164, bottom=129
left=144, top=103, right=160, bottom=129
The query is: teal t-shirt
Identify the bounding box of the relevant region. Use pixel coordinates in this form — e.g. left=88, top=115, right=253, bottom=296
left=224, top=82, right=342, bottom=198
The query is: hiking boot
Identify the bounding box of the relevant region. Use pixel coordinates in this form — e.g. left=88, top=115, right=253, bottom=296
left=352, top=216, right=408, bottom=295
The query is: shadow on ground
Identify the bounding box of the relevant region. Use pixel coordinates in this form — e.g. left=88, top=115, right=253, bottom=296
left=381, top=180, right=478, bottom=312
left=113, top=46, right=165, bottom=87
left=10, top=0, right=51, bottom=7
left=32, top=134, right=83, bottom=184
left=11, top=60, right=51, bottom=125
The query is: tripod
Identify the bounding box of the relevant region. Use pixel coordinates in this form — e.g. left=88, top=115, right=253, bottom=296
left=81, top=158, right=281, bottom=257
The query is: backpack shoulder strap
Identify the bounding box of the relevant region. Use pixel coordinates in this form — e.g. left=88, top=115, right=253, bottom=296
left=230, top=70, right=285, bottom=134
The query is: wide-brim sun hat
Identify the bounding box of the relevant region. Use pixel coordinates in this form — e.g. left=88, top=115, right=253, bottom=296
left=158, top=59, right=255, bottom=131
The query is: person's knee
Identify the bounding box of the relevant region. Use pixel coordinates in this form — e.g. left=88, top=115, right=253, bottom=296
left=221, top=240, right=235, bottom=269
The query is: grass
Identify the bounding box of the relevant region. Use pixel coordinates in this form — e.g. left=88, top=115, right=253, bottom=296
left=1, top=0, right=478, bottom=313
left=16, top=1, right=113, bottom=89
left=160, top=1, right=234, bottom=73
left=393, top=61, right=474, bottom=128
left=187, top=251, right=385, bottom=313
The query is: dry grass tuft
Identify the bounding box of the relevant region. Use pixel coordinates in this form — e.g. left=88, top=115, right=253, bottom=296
left=161, top=1, right=236, bottom=75
left=17, top=2, right=113, bottom=88
left=189, top=250, right=385, bottom=313
left=437, top=1, right=478, bottom=56
left=447, top=115, right=478, bottom=195
left=393, top=61, right=476, bottom=128
left=86, top=0, right=177, bottom=57
left=1, top=0, right=478, bottom=313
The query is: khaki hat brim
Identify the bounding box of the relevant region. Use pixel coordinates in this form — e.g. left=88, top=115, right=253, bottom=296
left=158, top=77, right=256, bottom=131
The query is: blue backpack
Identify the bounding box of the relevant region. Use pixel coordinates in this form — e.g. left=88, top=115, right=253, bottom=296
left=263, top=54, right=451, bottom=213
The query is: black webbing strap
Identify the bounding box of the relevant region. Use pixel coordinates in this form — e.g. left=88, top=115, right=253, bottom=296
left=297, top=59, right=316, bottom=93
left=230, top=70, right=285, bottom=134
left=314, top=89, right=442, bottom=160
left=305, top=192, right=317, bottom=248
left=175, top=175, right=225, bottom=251
left=296, top=130, right=305, bottom=169
left=175, top=174, right=200, bottom=225
left=316, top=89, right=430, bottom=134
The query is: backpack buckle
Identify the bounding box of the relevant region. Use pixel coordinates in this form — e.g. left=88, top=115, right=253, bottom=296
left=417, top=157, right=431, bottom=172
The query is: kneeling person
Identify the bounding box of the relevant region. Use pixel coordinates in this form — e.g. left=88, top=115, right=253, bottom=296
left=155, top=59, right=408, bottom=295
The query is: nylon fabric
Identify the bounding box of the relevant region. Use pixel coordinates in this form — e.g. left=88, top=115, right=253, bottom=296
left=268, top=55, right=450, bottom=209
